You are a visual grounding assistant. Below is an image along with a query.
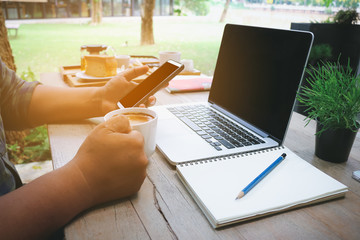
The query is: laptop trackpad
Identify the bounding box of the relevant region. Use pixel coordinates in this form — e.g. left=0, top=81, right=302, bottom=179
left=156, top=118, right=214, bottom=164
left=157, top=118, right=196, bottom=139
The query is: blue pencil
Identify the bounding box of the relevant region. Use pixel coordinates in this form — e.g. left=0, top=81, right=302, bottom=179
left=235, top=153, right=287, bottom=200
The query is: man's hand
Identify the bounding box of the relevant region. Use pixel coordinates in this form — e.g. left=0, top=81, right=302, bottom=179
left=97, top=65, right=156, bottom=115
left=0, top=114, right=148, bottom=240
left=28, top=65, right=157, bottom=126
left=69, top=114, right=148, bottom=205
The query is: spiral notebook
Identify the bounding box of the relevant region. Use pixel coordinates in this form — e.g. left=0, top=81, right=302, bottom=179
left=176, top=146, right=348, bottom=228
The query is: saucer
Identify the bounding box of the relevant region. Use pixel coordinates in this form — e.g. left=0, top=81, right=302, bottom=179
left=76, top=68, right=123, bottom=81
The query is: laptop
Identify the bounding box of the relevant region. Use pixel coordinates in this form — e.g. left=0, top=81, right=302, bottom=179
left=152, top=24, right=313, bottom=165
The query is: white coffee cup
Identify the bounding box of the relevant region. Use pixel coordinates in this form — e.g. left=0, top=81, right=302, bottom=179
left=104, top=108, right=158, bottom=158
left=115, top=55, right=130, bottom=69
left=181, top=59, right=194, bottom=72
left=159, top=51, right=181, bottom=66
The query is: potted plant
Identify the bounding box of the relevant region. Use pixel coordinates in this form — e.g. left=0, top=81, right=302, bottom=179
left=291, top=8, right=360, bottom=115
left=297, top=60, right=360, bottom=163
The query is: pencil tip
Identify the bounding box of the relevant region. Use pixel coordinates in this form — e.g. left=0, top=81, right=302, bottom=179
left=235, top=192, right=245, bottom=200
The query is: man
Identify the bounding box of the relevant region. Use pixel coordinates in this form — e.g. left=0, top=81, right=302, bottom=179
left=0, top=59, right=154, bottom=239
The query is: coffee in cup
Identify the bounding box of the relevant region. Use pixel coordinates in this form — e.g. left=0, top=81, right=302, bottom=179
left=122, top=112, right=154, bottom=125
left=104, top=108, right=158, bottom=158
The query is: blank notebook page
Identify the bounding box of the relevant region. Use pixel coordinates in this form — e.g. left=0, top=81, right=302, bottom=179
left=177, top=147, right=348, bottom=226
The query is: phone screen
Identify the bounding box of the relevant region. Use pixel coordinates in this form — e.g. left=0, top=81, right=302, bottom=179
left=119, top=60, right=183, bottom=107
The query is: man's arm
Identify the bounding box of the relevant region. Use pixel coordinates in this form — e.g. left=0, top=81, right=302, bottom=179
left=0, top=115, right=148, bottom=240
left=0, top=162, right=92, bottom=240
left=0, top=66, right=151, bottom=239
left=28, top=66, right=150, bottom=127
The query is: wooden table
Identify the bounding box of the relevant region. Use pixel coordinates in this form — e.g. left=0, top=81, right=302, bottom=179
left=41, top=72, right=360, bottom=240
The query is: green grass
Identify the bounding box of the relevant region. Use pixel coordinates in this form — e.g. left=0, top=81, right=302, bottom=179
left=10, top=17, right=226, bottom=77
left=9, top=7, right=332, bottom=78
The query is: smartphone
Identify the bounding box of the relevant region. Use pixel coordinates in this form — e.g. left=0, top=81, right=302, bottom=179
left=118, top=60, right=184, bottom=108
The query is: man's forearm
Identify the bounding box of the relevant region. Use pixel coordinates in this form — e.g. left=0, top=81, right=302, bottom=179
left=28, top=85, right=102, bottom=127
left=0, top=163, right=93, bottom=240
left=27, top=66, right=151, bottom=127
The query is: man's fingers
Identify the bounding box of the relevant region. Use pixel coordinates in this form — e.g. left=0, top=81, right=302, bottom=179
left=122, top=65, right=149, bottom=82
left=138, top=96, right=156, bottom=108
left=104, top=114, right=131, bottom=134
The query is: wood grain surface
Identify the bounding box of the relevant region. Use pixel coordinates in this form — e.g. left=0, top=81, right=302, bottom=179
left=41, top=72, right=360, bottom=240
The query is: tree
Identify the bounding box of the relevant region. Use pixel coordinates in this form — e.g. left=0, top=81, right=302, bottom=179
left=0, top=6, right=16, bottom=71
left=141, top=0, right=155, bottom=45
left=220, top=0, right=231, bottom=23
left=91, top=0, right=103, bottom=25
left=0, top=5, right=29, bottom=161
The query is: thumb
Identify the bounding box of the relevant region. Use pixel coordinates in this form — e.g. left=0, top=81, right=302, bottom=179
left=104, top=114, right=131, bottom=134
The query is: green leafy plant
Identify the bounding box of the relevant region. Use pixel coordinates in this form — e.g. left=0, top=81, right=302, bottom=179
left=297, top=60, right=360, bottom=134
left=323, top=0, right=359, bottom=8
left=23, top=126, right=51, bottom=161
left=333, top=8, right=360, bottom=24
left=6, top=143, right=22, bottom=163
left=321, top=8, right=360, bottom=24
left=174, top=0, right=210, bottom=16
left=173, top=8, right=184, bottom=16
left=308, top=44, right=332, bottom=65
left=7, top=126, right=51, bottom=164
left=20, top=67, right=37, bottom=82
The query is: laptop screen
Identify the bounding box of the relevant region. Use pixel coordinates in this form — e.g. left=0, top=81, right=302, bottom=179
left=209, top=24, right=313, bottom=143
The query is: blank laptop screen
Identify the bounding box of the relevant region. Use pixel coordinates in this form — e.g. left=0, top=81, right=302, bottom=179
left=209, top=24, right=313, bottom=143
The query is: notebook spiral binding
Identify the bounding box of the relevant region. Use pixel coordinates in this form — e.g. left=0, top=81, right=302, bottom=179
left=179, top=146, right=285, bottom=168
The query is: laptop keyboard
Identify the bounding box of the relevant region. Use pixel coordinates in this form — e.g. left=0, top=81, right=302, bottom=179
left=167, top=105, right=265, bottom=151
